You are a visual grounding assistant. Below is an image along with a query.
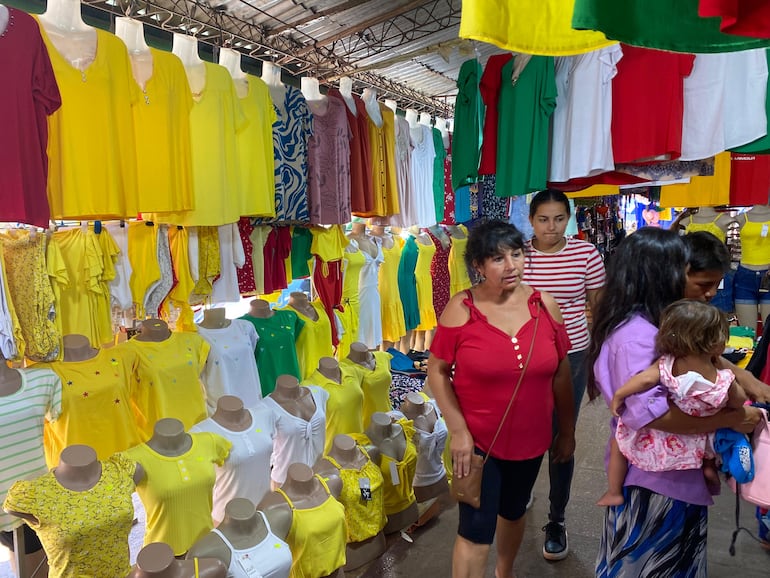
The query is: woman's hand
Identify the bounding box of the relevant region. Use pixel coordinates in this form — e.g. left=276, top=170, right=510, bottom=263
left=611, top=394, right=624, bottom=417
left=732, top=405, right=765, bottom=434
left=450, top=428, right=475, bottom=479
left=551, top=431, right=576, bottom=463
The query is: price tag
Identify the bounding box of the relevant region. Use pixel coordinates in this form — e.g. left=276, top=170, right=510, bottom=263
left=359, top=477, right=372, bottom=502
left=390, top=461, right=400, bottom=486
left=237, top=554, right=263, bottom=577
left=762, top=224, right=768, bottom=238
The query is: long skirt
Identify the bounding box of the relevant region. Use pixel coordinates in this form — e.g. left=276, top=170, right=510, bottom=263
left=596, top=485, right=707, bottom=578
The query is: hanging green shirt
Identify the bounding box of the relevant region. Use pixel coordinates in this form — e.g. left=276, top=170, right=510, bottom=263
left=732, top=49, right=770, bottom=154
left=496, top=56, right=556, bottom=198
left=451, top=59, right=484, bottom=191
left=240, top=310, right=304, bottom=396
left=432, top=128, right=447, bottom=223
left=572, top=0, right=770, bottom=54
left=290, top=226, right=313, bottom=278
left=397, top=236, right=421, bottom=331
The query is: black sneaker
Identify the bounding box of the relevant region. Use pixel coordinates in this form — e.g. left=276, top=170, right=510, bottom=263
left=542, top=522, right=568, bottom=561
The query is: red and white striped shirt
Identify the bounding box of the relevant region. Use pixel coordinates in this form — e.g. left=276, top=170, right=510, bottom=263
left=523, top=238, right=605, bottom=353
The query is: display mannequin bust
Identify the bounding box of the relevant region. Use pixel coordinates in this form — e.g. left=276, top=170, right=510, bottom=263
left=38, top=0, right=97, bottom=72
left=147, top=418, right=193, bottom=457
left=198, top=307, right=231, bottom=330
left=317, top=357, right=341, bottom=383
left=0, top=356, right=21, bottom=396
left=338, top=76, right=356, bottom=115
left=348, top=221, right=378, bottom=257
left=400, top=393, right=449, bottom=502
left=210, top=395, right=252, bottom=432
left=248, top=298, right=273, bottom=318
left=218, top=46, right=247, bottom=98
left=185, top=498, right=292, bottom=576
left=369, top=224, right=394, bottom=249
left=128, top=542, right=227, bottom=578
left=362, top=88, right=382, bottom=127
left=735, top=205, right=770, bottom=328
left=428, top=224, right=451, bottom=250
left=347, top=342, right=375, bottom=371
left=114, top=17, right=153, bottom=88
left=172, top=33, right=206, bottom=96
left=419, top=112, right=432, bottom=127
left=384, top=99, right=397, bottom=113
left=135, top=319, right=172, bottom=342
left=62, top=334, right=99, bottom=362
left=287, top=292, right=318, bottom=321
left=447, top=224, right=466, bottom=239
left=268, top=375, right=316, bottom=421
left=300, top=76, right=325, bottom=102
left=404, top=109, right=419, bottom=129
left=261, top=61, right=283, bottom=88
left=435, top=116, right=450, bottom=148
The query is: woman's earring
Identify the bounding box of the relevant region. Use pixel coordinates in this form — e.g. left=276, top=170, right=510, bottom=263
left=477, top=271, right=486, bottom=283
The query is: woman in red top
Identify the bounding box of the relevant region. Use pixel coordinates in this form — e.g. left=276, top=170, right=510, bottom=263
left=428, top=220, right=575, bottom=578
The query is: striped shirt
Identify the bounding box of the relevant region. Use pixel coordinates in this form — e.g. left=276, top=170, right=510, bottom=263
left=523, top=238, right=606, bottom=353
left=0, top=367, right=62, bottom=531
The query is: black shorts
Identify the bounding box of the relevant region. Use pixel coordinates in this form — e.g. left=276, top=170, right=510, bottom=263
left=0, top=524, right=43, bottom=554
left=457, top=448, right=544, bottom=545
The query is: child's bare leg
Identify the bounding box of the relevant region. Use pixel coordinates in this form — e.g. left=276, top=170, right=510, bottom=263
left=597, top=437, right=627, bottom=506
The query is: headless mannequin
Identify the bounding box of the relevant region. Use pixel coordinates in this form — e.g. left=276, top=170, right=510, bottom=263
left=400, top=393, right=449, bottom=502
left=198, top=307, right=231, bottom=330
left=172, top=33, right=206, bottom=98
left=268, top=375, right=316, bottom=422
left=317, top=357, right=341, bottom=383
left=367, top=412, right=418, bottom=533
left=129, top=542, right=226, bottom=578
left=447, top=118, right=454, bottom=133
left=384, top=99, right=397, bottom=113
left=186, top=498, right=290, bottom=572
left=510, top=52, right=533, bottom=84
left=435, top=116, right=450, bottom=149
left=362, top=88, right=382, bottom=128
left=419, top=112, right=432, bottom=127
left=261, top=61, right=285, bottom=104
left=338, top=76, right=357, bottom=116
left=0, top=356, right=21, bottom=399
left=258, top=463, right=344, bottom=578
left=114, top=17, right=153, bottom=89
left=146, top=418, right=192, bottom=457
left=218, top=47, right=248, bottom=98
left=428, top=224, right=451, bottom=250
left=210, top=395, right=252, bottom=432
left=369, top=225, right=396, bottom=350
left=62, top=333, right=99, bottom=362
left=404, top=109, right=419, bottom=129
left=347, top=342, right=375, bottom=371
left=0, top=5, right=8, bottom=37
left=135, top=319, right=172, bottom=342
left=38, top=0, right=97, bottom=73
left=412, top=230, right=435, bottom=352
left=736, top=205, right=770, bottom=328
left=248, top=298, right=273, bottom=318
left=681, top=206, right=733, bottom=234
left=287, top=292, right=318, bottom=321
left=348, top=221, right=378, bottom=258
left=300, top=77, right=325, bottom=102
left=447, top=224, right=466, bottom=240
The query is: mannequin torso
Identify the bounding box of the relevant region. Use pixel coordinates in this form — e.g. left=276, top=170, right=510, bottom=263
left=362, top=88, right=382, bottom=127
left=348, top=223, right=378, bottom=257
left=740, top=205, right=770, bottom=270
left=218, top=47, right=247, bottom=98
left=134, top=319, right=172, bottom=342
left=268, top=375, right=316, bottom=422
left=198, top=308, right=231, bottom=330
left=0, top=359, right=21, bottom=396
left=172, top=33, right=206, bottom=97
left=0, top=5, right=8, bottom=36
left=447, top=224, right=466, bottom=239
left=400, top=393, right=448, bottom=501
left=248, top=298, right=273, bottom=318
left=261, top=61, right=285, bottom=103
left=367, top=413, right=406, bottom=461
left=317, top=357, right=341, bottom=383
left=114, top=17, right=152, bottom=88
left=129, top=543, right=227, bottom=578
left=38, top=0, right=97, bottom=72
left=428, top=224, right=451, bottom=249
left=419, top=112, right=432, bottom=127
left=404, top=109, right=419, bottom=129
left=347, top=342, right=375, bottom=371
left=400, top=392, right=437, bottom=433
left=62, top=334, right=99, bottom=362
left=146, top=418, right=193, bottom=457
left=301, top=77, right=325, bottom=103
left=338, top=76, right=356, bottom=115
left=210, top=395, right=252, bottom=432
left=369, top=225, right=394, bottom=249
left=287, top=292, right=318, bottom=321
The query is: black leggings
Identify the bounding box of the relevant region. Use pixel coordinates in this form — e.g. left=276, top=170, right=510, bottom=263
left=457, top=449, right=544, bottom=545
left=0, top=524, right=43, bottom=554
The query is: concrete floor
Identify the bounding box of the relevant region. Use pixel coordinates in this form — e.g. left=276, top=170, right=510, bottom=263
left=348, top=399, right=770, bottom=578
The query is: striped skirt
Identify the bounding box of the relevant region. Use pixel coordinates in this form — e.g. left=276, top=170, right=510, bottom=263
left=596, top=486, right=707, bottom=578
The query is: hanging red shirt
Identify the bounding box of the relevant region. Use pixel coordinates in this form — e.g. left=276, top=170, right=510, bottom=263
left=478, top=54, right=513, bottom=176
left=700, top=0, right=770, bottom=39
left=729, top=153, right=770, bottom=206
left=611, top=45, right=694, bottom=164
left=0, top=9, right=61, bottom=228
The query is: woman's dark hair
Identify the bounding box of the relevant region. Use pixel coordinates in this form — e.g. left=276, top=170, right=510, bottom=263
left=464, top=220, right=524, bottom=274
left=655, top=299, right=729, bottom=358
left=683, top=231, right=731, bottom=274
left=587, top=228, right=687, bottom=399
left=529, top=189, right=571, bottom=218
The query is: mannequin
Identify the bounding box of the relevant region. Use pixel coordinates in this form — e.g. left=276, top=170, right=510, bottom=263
left=736, top=204, right=770, bottom=328
left=283, top=292, right=334, bottom=380
left=261, top=61, right=283, bottom=87
left=435, top=116, right=450, bottom=149
left=218, top=46, right=248, bottom=98
left=338, top=76, right=357, bottom=115
left=258, top=463, right=345, bottom=578
left=677, top=206, right=734, bottom=241
left=186, top=498, right=291, bottom=578
left=38, top=0, right=96, bottom=72
left=404, top=109, right=419, bottom=129
left=362, top=88, right=382, bottom=127
left=413, top=229, right=438, bottom=351
left=191, top=396, right=275, bottom=521
left=447, top=118, right=454, bottom=133
left=341, top=342, right=393, bottom=427
left=366, top=412, right=418, bottom=533
left=172, top=33, right=206, bottom=96
left=0, top=357, right=21, bottom=396
left=199, top=307, right=231, bottom=330
left=286, top=292, right=318, bottom=321
left=262, top=375, right=328, bottom=485
left=318, top=435, right=386, bottom=570
left=127, top=418, right=232, bottom=556
left=248, top=298, right=273, bottom=318
left=0, top=5, right=8, bottom=36
left=134, top=318, right=172, bottom=342
left=384, top=99, right=398, bottom=113
left=369, top=224, right=394, bottom=249
left=114, top=17, right=153, bottom=88
left=128, top=542, right=227, bottom=578
left=400, top=393, right=449, bottom=502
left=300, top=76, right=325, bottom=102
left=419, top=112, right=432, bottom=127
left=371, top=225, right=405, bottom=350
left=348, top=221, right=378, bottom=257
left=61, top=333, right=98, bottom=361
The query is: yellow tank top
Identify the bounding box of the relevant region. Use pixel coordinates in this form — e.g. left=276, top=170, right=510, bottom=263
left=276, top=475, right=347, bottom=578
left=683, top=216, right=727, bottom=243
left=340, top=352, right=393, bottom=428
left=324, top=448, right=386, bottom=543
left=741, top=214, right=770, bottom=266
left=301, top=368, right=364, bottom=454
left=449, top=227, right=472, bottom=296
left=379, top=419, right=418, bottom=515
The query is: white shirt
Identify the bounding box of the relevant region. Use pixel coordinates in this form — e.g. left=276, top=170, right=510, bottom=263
left=412, top=400, right=449, bottom=488
left=198, top=319, right=262, bottom=411
left=190, top=406, right=275, bottom=522
left=549, top=45, right=623, bottom=182
left=409, top=124, right=438, bottom=228
left=104, top=222, right=133, bottom=310
left=211, top=223, right=246, bottom=303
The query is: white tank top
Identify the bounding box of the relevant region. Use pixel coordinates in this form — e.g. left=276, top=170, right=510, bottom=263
left=412, top=401, right=449, bottom=487
left=211, top=512, right=292, bottom=578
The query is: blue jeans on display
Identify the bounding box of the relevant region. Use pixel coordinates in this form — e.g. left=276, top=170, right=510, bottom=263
left=548, top=349, right=587, bottom=523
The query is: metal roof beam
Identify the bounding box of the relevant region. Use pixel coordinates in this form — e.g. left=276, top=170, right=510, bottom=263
left=266, top=0, right=369, bottom=37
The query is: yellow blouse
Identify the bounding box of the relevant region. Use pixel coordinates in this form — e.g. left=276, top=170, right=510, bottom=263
left=340, top=351, right=393, bottom=428
left=279, top=301, right=333, bottom=380
left=301, top=367, right=364, bottom=453
left=165, top=227, right=196, bottom=332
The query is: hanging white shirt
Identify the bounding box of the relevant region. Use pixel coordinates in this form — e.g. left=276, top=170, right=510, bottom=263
left=549, top=45, right=623, bottom=182
left=104, top=222, right=133, bottom=311
left=210, top=222, right=246, bottom=303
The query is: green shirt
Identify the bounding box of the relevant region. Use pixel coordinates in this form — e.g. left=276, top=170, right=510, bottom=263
left=240, top=310, right=305, bottom=396
left=451, top=59, right=484, bottom=191
left=432, top=128, right=447, bottom=223
left=496, top=56, right=556, bottom=197
left=290, top=226, right=313, bottom=278
left=732, top=49, right=770, bottom=154
left=572, top=0, right=770, bottom=53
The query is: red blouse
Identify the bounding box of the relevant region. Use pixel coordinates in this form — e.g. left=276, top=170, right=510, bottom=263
left=431, top=290, right=570, bottom=460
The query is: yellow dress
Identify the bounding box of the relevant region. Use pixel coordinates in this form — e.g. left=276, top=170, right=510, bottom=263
left=128, top=221, right=161, bottom=319
left=414, top=237, right=438, bottom=331
left=92, top=228, right=119, bottom=346
left=39, top=24, right=139, bottom=219
left=125, top=432, right=231, bottom=555
left=279, top=301, right=333, bottom=380
left=46, top=238, right=68, bottom=343
left=449, top=227, right=472, bottom=297
left=42, top=349, right=141, bottom=467
left=301, top=367, right=364, bottom=454
left=340, top=351, right=393, bottom=428
left=276, top=475, right=347, bottom=578
left=338, top=243, right=366, bottom=358
left=3, top=454, right=137, bottom=578
left=132, top=48, right=194, bottom=214
left=324, top=447, right=386, bottom=543
left=156, top=62, right=246, bottom=227
left=659, top=151, right=731, bottom=208
left=378, top=238, right=406, bottom=342
left=165, top=227, right=196, bottom=332
left=119, top=332, right=209, bottom=440
left=459, top=0, right=615, bottom=56
left=238, top=75, right=277, bottom=217
left=366, top=105, right=400, bottom=217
